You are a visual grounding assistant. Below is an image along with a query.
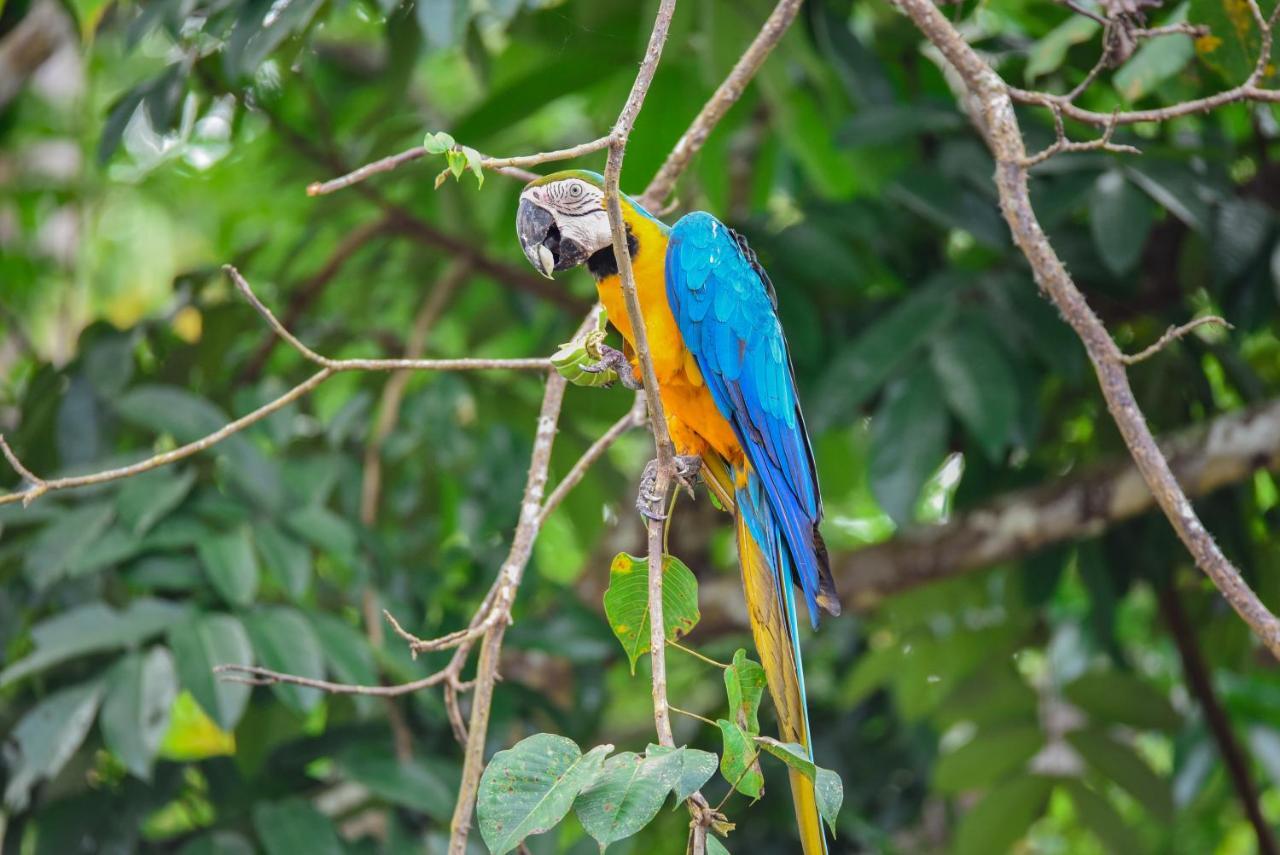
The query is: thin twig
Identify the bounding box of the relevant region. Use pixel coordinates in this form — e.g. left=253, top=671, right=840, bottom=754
left=1120, top=316, right=1232, bottom=365
left=670, top=704, right=718, bottom=727
left=641, top=0, right=802, bottom=209
left=670, top=640, right=730, bottom=669
left=895, top=0, right=1280, bottom=658
left=537, top=393, right=646, bottom=526
left=306, top=137, right=612, bottom=197
left=213, top=663, right=458, bottom=695
left=1020, top=108, right=1140, bottom=168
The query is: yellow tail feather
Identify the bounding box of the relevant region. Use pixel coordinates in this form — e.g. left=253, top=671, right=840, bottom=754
left=704, top=455, right=826, bottom=854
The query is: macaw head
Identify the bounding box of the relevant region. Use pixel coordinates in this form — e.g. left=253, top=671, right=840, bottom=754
left=515, top=170, right=612, bottom=279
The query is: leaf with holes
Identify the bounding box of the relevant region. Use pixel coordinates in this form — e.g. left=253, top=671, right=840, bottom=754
left=717, top=719, right=763, bottom=799
left=724, top=649, right=767, bottom=736
left=645, top=745, right=718, bottom=803
left=603, top=552, right=700, bottom=674
left=477, top=734, right=612, bottom=855
left=574, top=751, right=681, bottom=850
left=816, top=767, right=844, bottom=837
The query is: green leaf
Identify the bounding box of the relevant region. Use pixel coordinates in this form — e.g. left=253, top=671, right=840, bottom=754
left=462, top=145, right=485, bottom=188
left=574, top=751, right=682, bottom=849
left=1068, top=728, right=1174, bottom=821
left=253, top=520, right=312, bottom=599
left=838, top=102, right=963, bottom=148
left=814, top=283, right=954, bottom=423
left=1, top=599, right=189, bottom=688
left=446, top=149, right=466, bottom=180
left=252, top=799, right=344, bottom=855
left=755, top=737, right=816, bottom=780
left=197, top=526, right=260, bottom=607
left=307, top=612, right=377, bottom=687
left=417, top=0, right=468, bottom=49
left=1213, top=197, right=1272, bottom=279
left=953, top=775, right=1052, bottom=855
left=869, top=361, right=948, bottom=526
left=716, top=719, right=763, bottom=799
left=1026, top=15, right=1100, bottom=81
left=603, top=552, right=701, bottom=674
left=1114, top=8, right=1196, bottom=101
left=1062, top=671, right=1180, bottom=731
left=645, top=745, right=718, bottom=803
left=928, top=317, right=1019, bottom=461
left=245, top=607, right=326, bottom=712
left=23, top=501, right=115, bottom=589
left=169, top=613, right=253, bottom=730
left=1089, top=171, right=1155, bottom=276
left=223, top=0, right=325, bottom=80
left=337, top=744, right=455, bottom=822
left=423, top=131, right=456, bottom=154
left=1062, top=780, right=1145, bottom=853
left=3, top=680, right=105, bottom=810
left=1125, top=162, right=1211, bottom=233
left=100, top=647, right=178, bottom=780
left=706, top=836, right=731, bottom=855
left=117, top=468, right=196, bottom=536
left=724, top=649, right=768, bottom=736
left=1190, top=0, right=1275, bottom=85
left=477, top=734, right=612, bottom=855
left=283, top=504, right=357, bottom=559
left=178, top=831, right=256, bottom=855
left=815, top=767, right=843, bottom=836
left=889, top=173, right=1008, bottom=250
left=932, top=724, right=1043, bottom=793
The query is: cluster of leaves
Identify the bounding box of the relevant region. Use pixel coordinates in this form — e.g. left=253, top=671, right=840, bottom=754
left=4, top=0, right=1280, bottom=851
left=472, top=552, right=841, bottom=854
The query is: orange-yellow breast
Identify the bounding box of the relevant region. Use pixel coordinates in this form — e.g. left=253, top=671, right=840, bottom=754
left=595, top=207, right=742, bottom=466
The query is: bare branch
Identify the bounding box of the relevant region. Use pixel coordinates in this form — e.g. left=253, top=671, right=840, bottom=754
left=895, top=0, right=1280, bottom=659
left=306, top=136, right=613, bottom=197
left=1020, top=108, right=1141, bottom=167
left=213, top=663, right=458, bottom=696
left=1120, top=316, right=1232, bottom=365
left=537, top=394, right=647, bottom=526
left=640, top=0, right=802, bottom=209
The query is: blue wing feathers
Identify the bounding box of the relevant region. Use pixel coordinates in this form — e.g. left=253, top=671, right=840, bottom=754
left=666, top=211, right=837, bottom=627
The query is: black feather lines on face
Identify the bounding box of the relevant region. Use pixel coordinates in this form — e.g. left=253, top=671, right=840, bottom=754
left=586, top=226, right=639, bottom=280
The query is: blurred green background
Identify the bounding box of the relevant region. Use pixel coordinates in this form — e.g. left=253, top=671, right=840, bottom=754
left=4, top=0, right=1280, bottom=851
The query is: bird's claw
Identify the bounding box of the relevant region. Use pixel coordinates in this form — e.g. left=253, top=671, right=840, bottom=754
left=634, top=455, right=702, bottom=519
left=581, top=343, right=642, bottom=391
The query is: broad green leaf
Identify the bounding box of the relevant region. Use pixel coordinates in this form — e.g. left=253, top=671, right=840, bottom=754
left=928, top=317, right=1019, bottom=461
left=337, top=744, right=455, bottom=822
left=157, top=690, right=236, bottom=760
left=756, top=737, right=816, bottom=780
left=23, top=501, right=115, bottom=588
left=1114, top=7, right=1196, bottom=100
left=169, top=613, right=253, bottom=730
left=933, top=724, right=1043, bottom=793
left=1069, top=728, right=1174, bottom=821
left=100, top=647, right=178, bottom=780
left=253, top=520, right=312, bottom=599
left=178, top=831, right=255, bottom=855
left=477, top=734, right=611, bottom=855
left=724, top=649, right=767, bottom=736
left=869, top=362, right=948, bottom=526
left=813, top=283, right=954, bottom=424
left=1190, top=0, right=1276, bottom=85
left=1, top=599, right=189, bottom=688
left=1062, top=780, right=1145, bottom=853
left=1062, top=672, right=1180, bottom=731
left=1089, top=171, right=1155, bottom=276
left=3, top=680, right=105, bottom=810
left=838, top=102, right=963, bottom=147
left=252, top=799, right=343, bottom=855
left=245, top=607, right=325, bottom=712
left=197, top=526, right=259, bottom=607
left=716, top=719, right=763, bottom=799
left=953, top=775, right=1052, bottom=855
left=815, top=767, right=843, bottom=836
left=283, top=504, right=357, bottom=559
left=706, top=836, right=730, bottom=855
left=646, top=745, right=718, bottom=803
left=308, top=612, right=377, bottom=688
left=1125, top=162, right=1211, bottom=233
left=603, top=552, right=701, bottom=674
left=117, top=468, right=195, bottom=536
left=1213, top=197, right=1272, bottom=279
left=423, top=131, right=456, bottom=154
left=889, top=173, right=1008, bottom=250
left=574, top=751, right=682, bottom=849
left=223, top=0, right=324, bottom=80
left=1026, top=16, right=1100, bottom=81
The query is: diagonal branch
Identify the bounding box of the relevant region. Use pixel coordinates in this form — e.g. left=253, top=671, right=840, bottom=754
left=894, top=0, right=1280, bottom=659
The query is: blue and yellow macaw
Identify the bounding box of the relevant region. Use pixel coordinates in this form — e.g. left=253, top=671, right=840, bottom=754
left=516, top=171, right=840, bottom=853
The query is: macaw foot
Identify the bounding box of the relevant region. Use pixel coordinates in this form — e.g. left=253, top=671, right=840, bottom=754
left=636, top=454, right=702, bottom=521
left=580, top=342, right=642, bottom=391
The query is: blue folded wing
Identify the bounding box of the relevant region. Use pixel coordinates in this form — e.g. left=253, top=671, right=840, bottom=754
left=666, top=211, right=832, bottom=625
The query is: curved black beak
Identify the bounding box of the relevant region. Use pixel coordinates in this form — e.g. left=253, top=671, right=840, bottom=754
left=516, top=198, right=558, bottom=279
left=516, top=197, right=592, bottom=279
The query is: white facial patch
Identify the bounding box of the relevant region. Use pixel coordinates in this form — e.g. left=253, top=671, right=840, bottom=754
left=527, top=179, right=613, bottom=257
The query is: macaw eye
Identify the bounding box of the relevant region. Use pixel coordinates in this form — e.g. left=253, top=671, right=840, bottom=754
left=569, top=184, right=582, bottom=197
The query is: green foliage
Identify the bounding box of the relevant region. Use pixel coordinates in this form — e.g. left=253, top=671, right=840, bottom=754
left=723, top=649, right=767, bottom=735
left=603, top=552, right=701, bottom=674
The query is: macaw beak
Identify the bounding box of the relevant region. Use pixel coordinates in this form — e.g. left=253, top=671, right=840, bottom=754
left=516, top=197, right=591, bottom=279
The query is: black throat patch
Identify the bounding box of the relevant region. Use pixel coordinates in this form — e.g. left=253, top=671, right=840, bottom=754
left=586, top=227, right=640, bottom=280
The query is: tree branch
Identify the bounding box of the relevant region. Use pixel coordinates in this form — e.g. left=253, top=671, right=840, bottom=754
left=1159, top=584, right=1278, bottom=855
left=1119, top=316, right=1232, bottom=365
left=639, top=0, right=803, bottom=209
left=893, top=0, right=1280, bottom=659
left=0, top=268, right=549, bottom=508
left=837, top=397, right=1280, bottom=606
